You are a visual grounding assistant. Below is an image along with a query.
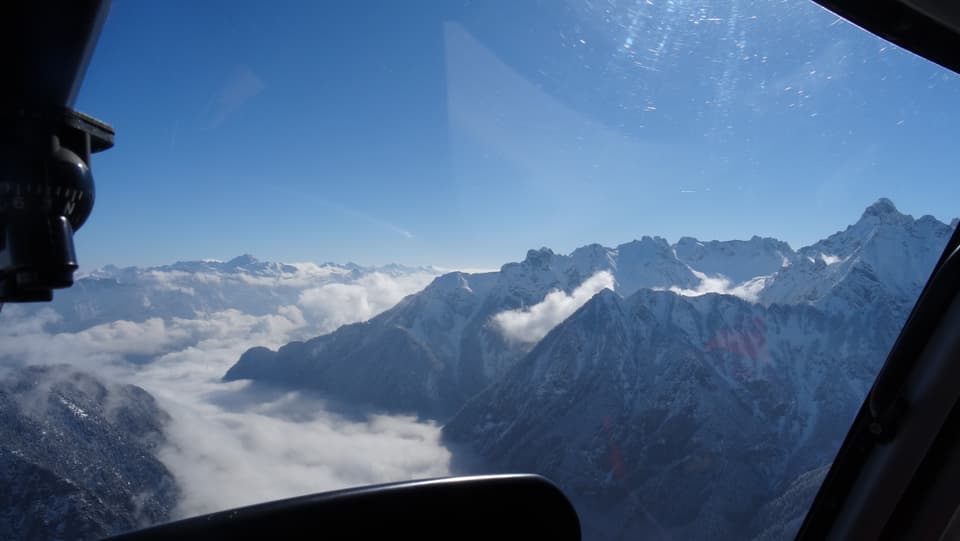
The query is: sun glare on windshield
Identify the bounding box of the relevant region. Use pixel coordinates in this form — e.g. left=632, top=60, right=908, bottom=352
left=1, top=1, right=959, bottom=540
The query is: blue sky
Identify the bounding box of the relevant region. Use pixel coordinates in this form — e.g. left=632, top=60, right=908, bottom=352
left=75, top=0, right=960, bottom=269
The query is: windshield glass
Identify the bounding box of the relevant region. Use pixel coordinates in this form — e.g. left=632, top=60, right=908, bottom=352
left=2, top=1, right=958, bottom=540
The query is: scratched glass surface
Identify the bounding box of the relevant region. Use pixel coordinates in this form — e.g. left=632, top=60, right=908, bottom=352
left=4, top=1, right=958, bottom=540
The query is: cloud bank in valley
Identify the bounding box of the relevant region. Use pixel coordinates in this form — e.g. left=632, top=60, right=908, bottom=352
left=492, top=271, right=615, bottom=344
left=158, top=387, right=450, bottom=516
left=297, top=272, right=435, bottom=333
left=0, top=268, right=451, bottom=520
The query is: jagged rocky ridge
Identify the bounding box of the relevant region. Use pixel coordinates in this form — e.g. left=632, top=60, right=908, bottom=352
left=225, top=235, right=798, bottom=418
left=225, top=200, right=950, bottom=420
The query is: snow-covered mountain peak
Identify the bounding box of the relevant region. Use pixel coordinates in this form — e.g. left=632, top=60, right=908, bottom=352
left=419, top=270, right=497, bottom=300
left=425, top=271, right=471, bottom=291
left=570, top=243, right=617, bottom=270
left=585, top=286, right=623, bottom=311
left=860, top=197, right=900, bottom=219
left=760, top=199, right=953, bottom=309
left=494, top=233, right=803, bottom=303
left=89, top=255, right=302, bottom=279
left=616, top=235, right=673, bottom=255
left=674, top=235, right=796, bottom=284
left=27, top=256, right=441, bottom=335
left=522, top=247, right=557, bottom=269
left=225, top=253, right=259, bottom=267
left=803, top=200, right=939, bottom=263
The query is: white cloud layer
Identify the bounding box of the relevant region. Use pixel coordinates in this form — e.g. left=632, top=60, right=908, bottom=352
left=492, top=271, right=615, bottom=344
left=665, top=269, right=767, bottom=302
left=298, top=272, right=435, bottom=333
left=158, top=388, right=450, bottom=516
left=0, top=271, right=451, bottom=521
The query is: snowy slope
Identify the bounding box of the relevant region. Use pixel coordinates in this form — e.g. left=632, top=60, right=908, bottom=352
left=440, top=201, right=953, bottom=540
left=443, top=288, right=883, bottom=540
left=748, top=465, right=830, bottom=541
left=0, top=366, right=177, bottom=540
left=674, top=235, right=796, bottom=284
left=225, top=269, right=529, bottom=419
left=760, top=199, right=953, bottom=311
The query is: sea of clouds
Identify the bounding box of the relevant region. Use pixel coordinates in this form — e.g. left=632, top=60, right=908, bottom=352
left=0, top=265, right=451, bottom=519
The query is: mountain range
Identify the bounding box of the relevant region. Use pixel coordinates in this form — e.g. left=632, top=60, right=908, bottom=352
left=225, top=199, right=954, bottom=540
left=14, top=256, right=435, bottom=334
left=224, top=234, right=798, bottom=418
left=1, top=198, right=953, bottom=540
left=225, top=199, right=950, bottom=417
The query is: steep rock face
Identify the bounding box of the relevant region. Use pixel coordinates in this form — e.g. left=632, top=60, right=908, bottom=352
left=0, top=366, right=178, bottom=541
left=444, top=289, right=881, bottom=540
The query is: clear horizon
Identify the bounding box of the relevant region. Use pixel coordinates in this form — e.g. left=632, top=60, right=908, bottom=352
left=80, top=197, right=954, bottom=270
left=74, top=1, right=960, bottom=270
